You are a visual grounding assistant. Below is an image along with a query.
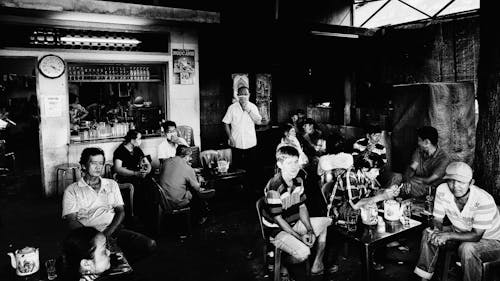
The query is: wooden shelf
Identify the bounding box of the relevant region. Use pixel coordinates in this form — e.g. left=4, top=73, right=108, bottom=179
left=68, top=79, right=162, bottom=83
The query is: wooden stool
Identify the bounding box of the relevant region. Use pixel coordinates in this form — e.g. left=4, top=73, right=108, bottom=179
left=55, top=163, right=81, bottom=195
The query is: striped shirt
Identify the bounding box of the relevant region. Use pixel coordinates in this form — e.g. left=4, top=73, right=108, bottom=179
left=262, top=173, right=307, bottom=237
left=433, top=183, right=500, bottom=240
left=352, top=138, right=387, bottom=169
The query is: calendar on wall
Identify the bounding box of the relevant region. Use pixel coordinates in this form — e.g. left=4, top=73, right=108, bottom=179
left=255, top=74, right=271, bottom=125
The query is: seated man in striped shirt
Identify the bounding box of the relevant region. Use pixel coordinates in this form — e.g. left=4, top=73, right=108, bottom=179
left=414, top=162, right=500, bottom=281
left=262, top=146, right=336, bottom=279
left=352, top=124, right=387, bottom=170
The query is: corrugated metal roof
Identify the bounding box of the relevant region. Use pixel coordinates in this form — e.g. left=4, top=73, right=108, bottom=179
left=354, top=0, right=479, bottom=28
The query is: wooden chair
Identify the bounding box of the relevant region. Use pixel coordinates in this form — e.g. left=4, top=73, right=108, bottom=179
left=152, top=177, right=192, bottom=236
left=256, top=197, right=282, bottom=281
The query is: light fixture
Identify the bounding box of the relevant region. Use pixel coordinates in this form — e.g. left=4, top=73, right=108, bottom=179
left=310, top=31, right=359, bottom=38
left=60, top=36, right=141, bottom=45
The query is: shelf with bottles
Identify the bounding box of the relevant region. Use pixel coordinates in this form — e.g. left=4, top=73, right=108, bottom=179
left=70, top=121, right=162, bottom=143
left=68, top=64, right=163, bottom=83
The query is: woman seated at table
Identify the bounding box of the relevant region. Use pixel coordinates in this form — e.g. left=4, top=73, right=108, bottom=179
left=113, top=130, right=158, bottom=236
left=276, top=123, right=308, bottom=166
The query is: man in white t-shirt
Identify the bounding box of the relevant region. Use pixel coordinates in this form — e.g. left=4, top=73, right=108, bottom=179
left=63, top=147, right=156, bottom=262
left=157, top=120, right=188, bottom=165
left=222, top=86, right=262, bottom=188
left=414, top=162, right=500, bottom=281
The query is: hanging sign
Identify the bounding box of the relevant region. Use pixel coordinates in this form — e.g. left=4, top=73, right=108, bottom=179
left=173, top=49, right=195, bottom=85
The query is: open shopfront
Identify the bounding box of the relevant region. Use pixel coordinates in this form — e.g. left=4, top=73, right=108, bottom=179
left=0, top=8, right=203, bottom=196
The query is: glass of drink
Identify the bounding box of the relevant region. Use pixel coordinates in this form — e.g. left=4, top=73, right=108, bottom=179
left=402, top=202, right=412, bottom=228
left=347, top=212, right=359, bottom=232
left=45, top=258, right=57, bottom=280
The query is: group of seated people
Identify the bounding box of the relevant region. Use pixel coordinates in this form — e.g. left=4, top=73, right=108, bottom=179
left=264, top=113, right=500, bottom=281
left=59, top=120, right=212, bottom=280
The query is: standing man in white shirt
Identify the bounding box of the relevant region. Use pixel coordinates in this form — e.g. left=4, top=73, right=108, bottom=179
left=222, top=86, right=262, bottom=189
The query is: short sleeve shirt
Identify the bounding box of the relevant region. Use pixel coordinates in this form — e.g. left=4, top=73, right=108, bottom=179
left=157, top=137, right=187, bottom=160
left=411, top=147, right=449, bottom=186
left=159, top=156, right=199, bottom=208
left=113, top=143, right=144, bottom=171
left=62, top=177, right=124, bottom=232
left=433, top=183, right=500, bottom=240
left=262, top=173, right=307, bottom=237
left=222, top=102, right=261, bottom=149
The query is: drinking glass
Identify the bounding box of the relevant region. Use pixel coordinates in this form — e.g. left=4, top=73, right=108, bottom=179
left=45, top=259, right=57, bottom=280
left=402, top=202, right=412, bottom=228
left=347, top=212, right=359, bottom=232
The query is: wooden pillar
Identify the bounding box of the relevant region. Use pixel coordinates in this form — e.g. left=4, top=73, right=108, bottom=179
left=344, top=71, right=354, bottom=125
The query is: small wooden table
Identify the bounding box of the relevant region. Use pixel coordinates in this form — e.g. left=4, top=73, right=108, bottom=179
left=332, top=215, right=425, bottom=281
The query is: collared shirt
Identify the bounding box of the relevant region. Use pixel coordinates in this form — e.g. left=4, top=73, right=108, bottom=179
left=262, top=173, right=307, bottom=237
left=159, top=156, right=199, bottom=208
left=411, top=147, right=450, bottom=186
left=352, top=137, right=387, bottom=169
left=157, top=137, right=188, bottom=160
left=433, top=183, right=500, bottom=240
left=62, top=177, right=124, bottom=232
left=222, top=102, right=262, bottom=149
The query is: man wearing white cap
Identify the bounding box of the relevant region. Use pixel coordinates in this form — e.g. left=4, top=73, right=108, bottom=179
left=414, top=161, right=500, bottom=281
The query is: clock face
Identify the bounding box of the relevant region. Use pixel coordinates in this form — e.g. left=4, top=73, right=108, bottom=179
left=38, top=54, right=65, bottom=78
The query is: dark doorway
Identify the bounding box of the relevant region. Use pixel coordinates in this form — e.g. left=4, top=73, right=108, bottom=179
left=0, top=57, right=41, bottom=196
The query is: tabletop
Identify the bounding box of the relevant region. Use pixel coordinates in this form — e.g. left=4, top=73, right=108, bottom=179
left=333, top=215, right=424, bottom=247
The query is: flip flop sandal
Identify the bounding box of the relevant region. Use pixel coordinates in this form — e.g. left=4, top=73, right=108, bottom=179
left=397, top=245, right=410, bottom=252
left=311, top=265, right=339, bottom=276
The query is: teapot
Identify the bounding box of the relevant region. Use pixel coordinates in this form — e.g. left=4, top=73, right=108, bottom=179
left=384, top=199, right=403, bottom=221
left=7, top=246, right=40, bottom=276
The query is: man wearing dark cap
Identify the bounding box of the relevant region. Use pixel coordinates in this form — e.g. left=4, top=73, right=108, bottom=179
left=414, top=162, right=500, bottom=281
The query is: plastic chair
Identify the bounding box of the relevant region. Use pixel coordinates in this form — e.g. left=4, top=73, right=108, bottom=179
left=177, top=125, right=195, bottom=147
left=200, top=150, right=219, bottom=169
left=153, top=178, right=192, bottom=236
left=256, top=197, right=282, bottom=281
left=55, top=163, right=81, bottom=195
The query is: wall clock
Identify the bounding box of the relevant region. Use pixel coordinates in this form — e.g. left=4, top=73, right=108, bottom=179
left=38, top=54, right=66, bottom=79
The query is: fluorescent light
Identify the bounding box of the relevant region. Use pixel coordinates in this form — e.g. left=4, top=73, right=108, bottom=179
left=60, top=36, right=141, bottom=45
left=49, top=12, right=153, bottom=26
left=310, top=31, right=359, bottom=38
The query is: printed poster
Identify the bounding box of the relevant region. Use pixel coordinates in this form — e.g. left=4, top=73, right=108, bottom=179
left=44, top=96, right=63, bottom=117
left=173, top=49, right=195, bottom=85
left=256, top=74, right=272, bottom=125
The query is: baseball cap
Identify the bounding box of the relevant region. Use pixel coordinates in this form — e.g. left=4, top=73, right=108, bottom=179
left=443, top=161, right=473, bottom=183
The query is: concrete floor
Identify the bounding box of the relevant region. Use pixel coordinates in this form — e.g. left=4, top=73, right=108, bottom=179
left=0, top=173, right=459, bottom=281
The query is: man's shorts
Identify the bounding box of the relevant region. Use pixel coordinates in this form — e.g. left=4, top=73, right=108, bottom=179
left=271, top=217, right=332, bottom=261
